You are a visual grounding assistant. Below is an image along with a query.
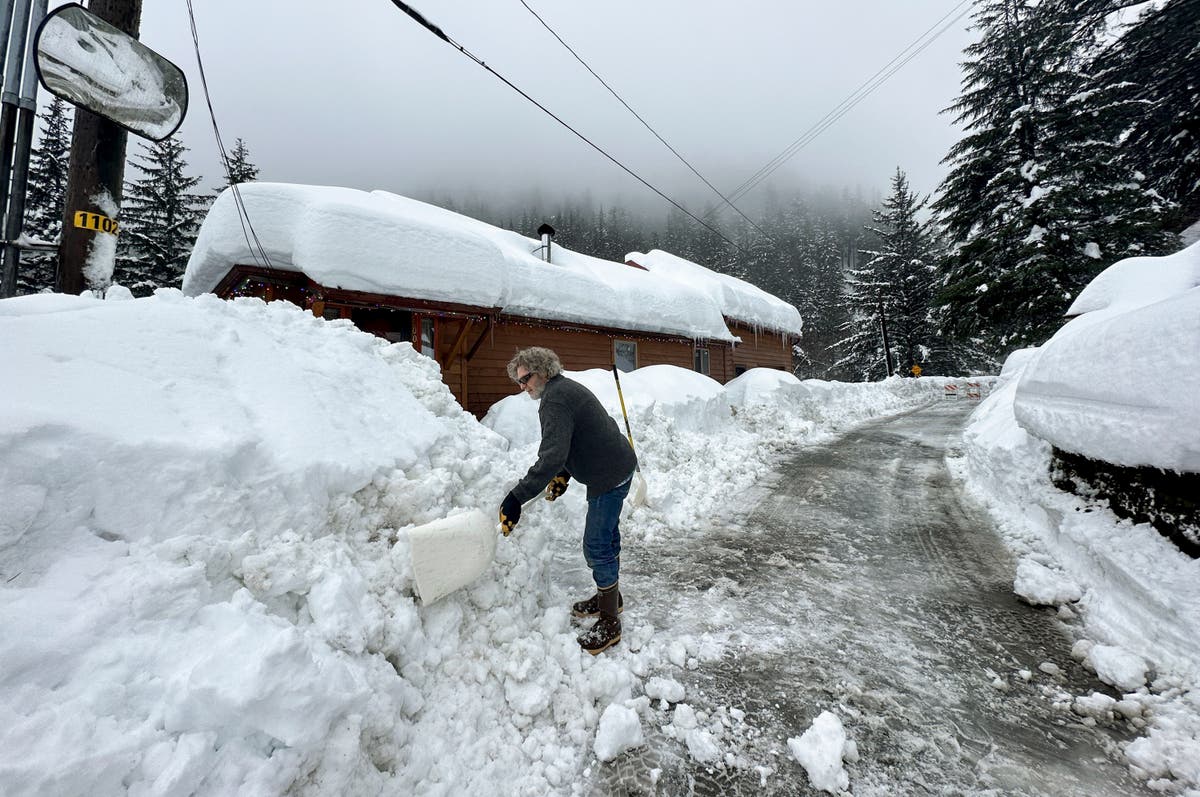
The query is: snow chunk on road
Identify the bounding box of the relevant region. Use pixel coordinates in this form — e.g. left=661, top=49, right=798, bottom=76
left=1125, top=722, right=1200, bottom=784
left=684, top=728, right=721, bottom=763
left=1014, top=559, right=1083, bottom=606
left=788, top=711, right=852, bottom=793
left=594, top=703, right=644, bottom=762
left=671, top=703, right=698, bottom=730
left=1087, top=644, right=1148, bottom=692
left=644, top=676, right=685, bottom=704
left=1073, top=692, right=1118, bottom=722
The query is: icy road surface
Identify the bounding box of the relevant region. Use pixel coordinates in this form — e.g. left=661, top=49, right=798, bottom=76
left=593, top=402, right=1150, bottom=795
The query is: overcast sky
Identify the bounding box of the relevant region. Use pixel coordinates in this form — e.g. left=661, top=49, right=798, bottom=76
left=58, top=0, right=981, bottom=214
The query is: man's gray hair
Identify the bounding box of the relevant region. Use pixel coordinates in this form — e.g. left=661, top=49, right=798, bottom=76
left=507, top=347, right=563, bottom=382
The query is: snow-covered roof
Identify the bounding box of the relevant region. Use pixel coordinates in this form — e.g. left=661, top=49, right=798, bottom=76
left=626, top=249, right=804, bottom=336
left=183, top=183, right=802, bottom=343
left=1013, top=241, right=1200, bottom=472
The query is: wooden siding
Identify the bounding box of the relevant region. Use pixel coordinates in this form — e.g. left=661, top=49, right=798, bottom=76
left=451, top=319, right=697, bottom=417
left=727, top=321, right=795, bottom=379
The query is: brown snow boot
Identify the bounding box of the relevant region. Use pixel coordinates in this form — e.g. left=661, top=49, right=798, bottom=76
left=578, top=582, right=622, bottom=655
left=571, top=588, right=623, bottom=618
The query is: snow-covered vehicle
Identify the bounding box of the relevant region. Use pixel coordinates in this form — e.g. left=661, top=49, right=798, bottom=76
left=1012, top=240, right=1200, bottom=552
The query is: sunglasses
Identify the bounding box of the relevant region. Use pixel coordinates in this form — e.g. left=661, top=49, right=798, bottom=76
left=517, top=372, right=535, bottom=386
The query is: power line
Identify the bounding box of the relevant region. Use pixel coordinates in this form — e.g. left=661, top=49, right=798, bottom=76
left=727, top=0, right=976, bottom=203
left=729, top=0, right=974, bottom=201
left=516, top=0, right=775, bottom=242
left=185, top=0, right=273, bottom=270
left=389, top=0, right=744, bottom=251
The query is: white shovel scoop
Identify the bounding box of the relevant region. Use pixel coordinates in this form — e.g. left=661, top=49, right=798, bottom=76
left=408, top=509, right=498, bottom=606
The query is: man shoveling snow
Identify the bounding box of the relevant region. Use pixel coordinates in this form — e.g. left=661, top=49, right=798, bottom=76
left=499, top=347, right=638, bottom=655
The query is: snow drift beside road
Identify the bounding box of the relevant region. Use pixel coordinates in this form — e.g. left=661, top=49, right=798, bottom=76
left=958, top=353, right=1200, bottom=794
left=958, top=238, right=1200, bottom=793
left=0, top=289, right=950, bottom=796
left=1013, top=240, right=1200, bottom=472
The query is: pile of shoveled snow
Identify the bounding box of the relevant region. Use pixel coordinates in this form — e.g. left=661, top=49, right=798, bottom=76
left=0, top=289, right=943, bottom=795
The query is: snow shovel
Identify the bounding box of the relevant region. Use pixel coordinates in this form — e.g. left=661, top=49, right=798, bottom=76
left=408, top=509, right=498, bottom=605
left=407, top=495, right=542, bottom=605
left=612, top=365, right=649, bottom=507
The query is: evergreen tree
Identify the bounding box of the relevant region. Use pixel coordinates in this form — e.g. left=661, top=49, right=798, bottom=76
left=118, top=136, right=209, bottom=295
left=662, top=205, right=695, bottom=261
left=1093, top=0, right=1200, bottom=229
left=933, top=0, right=1175, bottom=358
left=216, top=137, right=260, bottom=191
left=19, top=97, right=72, bottom=293
left=1029, top=0, right=1177, bottom=262
left=934, top=0, right=1071, bottom=356
left=837, top=169, right=941, bottom=379
left=799, top=219, right=851, bottom=377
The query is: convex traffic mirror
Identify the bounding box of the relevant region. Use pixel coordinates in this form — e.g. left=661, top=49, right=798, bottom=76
left=34, top=3, right=188, bottom=141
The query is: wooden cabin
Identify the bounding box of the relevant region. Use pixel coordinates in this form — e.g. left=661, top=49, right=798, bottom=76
left=188, top=185, right=802, bottom=418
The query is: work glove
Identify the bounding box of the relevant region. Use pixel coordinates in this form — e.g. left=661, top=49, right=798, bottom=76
left=499, top=491, right=522, bottom=536
left=544, top=470, right=571, bottom=502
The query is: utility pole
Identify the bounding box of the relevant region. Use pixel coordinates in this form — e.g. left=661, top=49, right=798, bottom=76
left=0, top=0, right=47, bottom=298
left=56, top=0, right=142, bottom=295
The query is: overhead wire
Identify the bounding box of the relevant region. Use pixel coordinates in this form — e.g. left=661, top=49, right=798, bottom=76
left=728, top=0, right=974, bottom=202
left=727, top=0, right=976, bottom=204
left=185, top=0, right=273, bottom=270
left=516, top=0, right=775, bottom=242
left=186, top=0, right=975, bottom=268
left=389, top=0, right=745, bottom=251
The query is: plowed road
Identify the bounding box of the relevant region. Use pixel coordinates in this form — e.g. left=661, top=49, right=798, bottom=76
left=597, top=402, right=1148, bottom=796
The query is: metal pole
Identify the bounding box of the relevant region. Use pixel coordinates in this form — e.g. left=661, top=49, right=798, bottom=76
left=0, top=0, right=17, bottom=270
left=0, top=0, right=17, bottom=72
left=0, top=0, right=43, bottom=296
left=0, top=0, right=31, bottom=242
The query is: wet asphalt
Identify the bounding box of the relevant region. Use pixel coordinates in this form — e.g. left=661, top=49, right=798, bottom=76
left=589, top=402, right=1153, bottom=796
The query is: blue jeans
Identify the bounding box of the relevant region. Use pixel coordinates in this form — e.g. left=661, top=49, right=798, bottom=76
left=583, top=477, right=631, bottom=590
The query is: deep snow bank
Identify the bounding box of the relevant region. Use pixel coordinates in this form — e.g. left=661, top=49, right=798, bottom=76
left=0, top=291, right=944, bottom=795
left=1, top=290, right=519, bottom=794
left=1013, top=241, right=1200, bottom=472
left=956, top=355, right=1200, bottom=793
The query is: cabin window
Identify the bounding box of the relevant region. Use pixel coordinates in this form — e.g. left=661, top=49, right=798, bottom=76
left=735, top=365, right=747, bottom=376
left=231, top=274, right=303, bottom=306
left=614, top=340, right=637, bottom=372
left=322, top=305, right=342, bottom=320
left=694, top=347, right=710, bottom=375
left=351, top=306, right=413, bottom=343
left=419, top=317, right=436, bottom=358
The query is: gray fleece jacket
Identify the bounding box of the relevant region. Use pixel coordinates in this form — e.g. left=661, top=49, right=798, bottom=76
left=510, top=374, right=638, bottom=503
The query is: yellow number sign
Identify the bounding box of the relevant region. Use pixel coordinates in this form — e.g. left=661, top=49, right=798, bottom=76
left=73, top=210, right=119, bottom=235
